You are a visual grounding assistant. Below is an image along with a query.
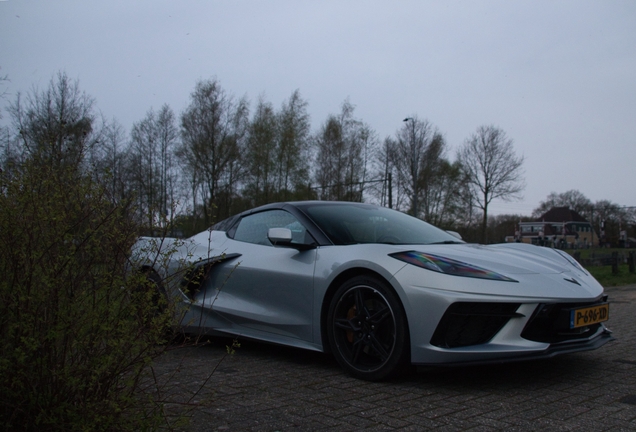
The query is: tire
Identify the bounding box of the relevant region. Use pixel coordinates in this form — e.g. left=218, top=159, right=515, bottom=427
left=327, top=275, right=409, bottom=381
left=135, top=269, right=169, bottom=315
left=135, top=269, right=177, bottom=341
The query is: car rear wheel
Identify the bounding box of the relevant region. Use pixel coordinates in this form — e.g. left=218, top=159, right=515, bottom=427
left=327, top=275, right=409, bottom=381
left=134, top=269, right=169, bottom=314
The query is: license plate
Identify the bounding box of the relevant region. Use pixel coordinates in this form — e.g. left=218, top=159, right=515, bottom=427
left=570, top=303, right=609, bottom=328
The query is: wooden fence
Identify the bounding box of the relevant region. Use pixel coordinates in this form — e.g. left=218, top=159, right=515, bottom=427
left=574, top=250, right=636, bottom=274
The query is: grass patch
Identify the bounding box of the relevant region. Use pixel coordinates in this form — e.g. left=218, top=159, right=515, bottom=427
left=562, top=248, right=636, bottom=287
left=569, top=248, right=636, bottom=261
left=586, top=265, right=636, bottom=287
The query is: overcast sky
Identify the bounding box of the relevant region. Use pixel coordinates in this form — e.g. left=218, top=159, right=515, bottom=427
left=1, top=0, right=634, bottom=215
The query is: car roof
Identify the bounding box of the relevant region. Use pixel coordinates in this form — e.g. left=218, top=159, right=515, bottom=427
left=209, top=201, right=379, bottom=244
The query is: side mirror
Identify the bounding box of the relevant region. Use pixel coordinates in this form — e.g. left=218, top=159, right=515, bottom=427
left=268, top=228, right=316, bottom=251
left=268, top=227, right=293, bottom=244
left=446, top=230, right=463, bottom=240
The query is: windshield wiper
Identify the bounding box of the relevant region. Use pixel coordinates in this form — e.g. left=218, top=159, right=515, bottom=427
left=429, top=240, right=463, bottom=245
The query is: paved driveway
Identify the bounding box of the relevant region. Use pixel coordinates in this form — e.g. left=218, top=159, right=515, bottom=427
left=154, top=285, right=636, bottom=431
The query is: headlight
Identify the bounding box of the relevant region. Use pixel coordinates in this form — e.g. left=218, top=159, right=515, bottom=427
left=390, top=251, right=518, bottom=282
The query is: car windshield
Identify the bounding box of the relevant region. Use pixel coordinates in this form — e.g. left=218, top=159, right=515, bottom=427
left=298, top=203, right=464, bottom=245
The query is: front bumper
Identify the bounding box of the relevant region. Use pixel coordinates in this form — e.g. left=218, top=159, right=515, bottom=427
left=394, top=267, right=613, bottom=366
left=414, top=325, right=614, bottom=367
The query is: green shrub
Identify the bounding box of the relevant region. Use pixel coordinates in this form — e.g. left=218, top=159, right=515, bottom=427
left=0, top=157, right=177, bottom=431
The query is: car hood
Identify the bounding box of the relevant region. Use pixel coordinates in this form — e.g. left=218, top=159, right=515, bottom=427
left=402, top=242, right=578, bottom=276
left=385, top=242, right=602, bottom=299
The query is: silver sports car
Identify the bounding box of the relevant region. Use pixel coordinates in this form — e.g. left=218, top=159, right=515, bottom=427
left=135, top=201, right=613, bottom=381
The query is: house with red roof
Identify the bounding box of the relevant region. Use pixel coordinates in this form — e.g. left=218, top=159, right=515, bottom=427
left=507, top=207, right=598, bottom=247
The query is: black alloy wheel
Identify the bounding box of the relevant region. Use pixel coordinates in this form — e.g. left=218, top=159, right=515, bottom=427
left=327, top=275, right=409, bottom=381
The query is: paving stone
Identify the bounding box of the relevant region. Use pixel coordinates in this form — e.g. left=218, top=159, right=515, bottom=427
left=152, top=285, right=636, bottom=431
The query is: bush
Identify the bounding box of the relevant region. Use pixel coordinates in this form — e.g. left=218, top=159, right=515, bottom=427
left=0, top=157, right=177, bottom=431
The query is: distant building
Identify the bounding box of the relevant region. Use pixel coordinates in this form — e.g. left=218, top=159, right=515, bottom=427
left=506, top=207, right=598, bottom=248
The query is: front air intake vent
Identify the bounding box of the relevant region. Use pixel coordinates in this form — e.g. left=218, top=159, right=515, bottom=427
left=521, top=301, right=606, bottom=344
left=431, top=302, right=522, bottom=348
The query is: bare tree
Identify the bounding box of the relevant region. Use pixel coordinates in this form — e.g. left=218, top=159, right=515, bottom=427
left=371, top=136, right=394, bottom=208
left=8, top=72, right=98, bottom=173
left=487, top=213, right=531, bottom=244
left=457, top=125, right=525, bottom=243
left=178, top=79, right=249, bottom=224
left=274, top=90, right=310, bottom=200
left=96, top=118, right=130, bottom=203
left=532, top=190, right=593, bottom=219
left=314, top=100, right=374, bottom=201
left=244, top=95, right=278, bottom=206
left=0, top=68, right=9, bottom=115
left=155, top=105, right=181, bottom=217
left=0, top=70, right=10, bottom=175
left=0, top=67, right=9, bottom=108
left=377, top=120, right=462, bottom=225
left=130, top=105, right=180, bottom=230
left=421, top=159, right=464, bottom=228
left=315, top=118, right=342, bottom=200
left=0, top=71, right=19, bottom=177
left=593, top=199, right=632, bottom=245
left=392, top=116, right=445, bottom=217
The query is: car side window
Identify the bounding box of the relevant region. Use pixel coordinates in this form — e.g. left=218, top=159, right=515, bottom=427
left=233, top=210, right=309, bottom=246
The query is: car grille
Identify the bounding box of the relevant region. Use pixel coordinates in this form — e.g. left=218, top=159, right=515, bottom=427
left=521, top=300, right=606, bottom=344
left=431, top=302, right=522, bottom=348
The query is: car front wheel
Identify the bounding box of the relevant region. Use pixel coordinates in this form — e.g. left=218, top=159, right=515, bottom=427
left=327, top=275, right=409, bottom=381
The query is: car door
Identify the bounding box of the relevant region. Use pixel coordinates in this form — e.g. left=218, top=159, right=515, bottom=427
left=209, top=209, right=317, bottom=343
